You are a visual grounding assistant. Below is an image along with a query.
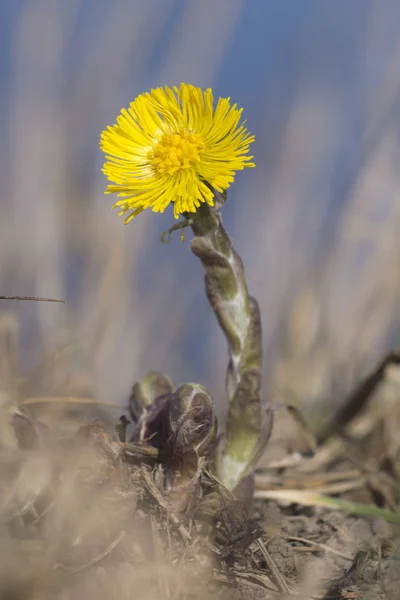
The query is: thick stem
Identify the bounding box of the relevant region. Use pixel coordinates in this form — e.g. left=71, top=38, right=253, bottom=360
left=189, top=194, right=273, bottom=491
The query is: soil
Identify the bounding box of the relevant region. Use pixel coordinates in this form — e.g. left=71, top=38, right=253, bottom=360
left=0, top=356, right=399, bottom=599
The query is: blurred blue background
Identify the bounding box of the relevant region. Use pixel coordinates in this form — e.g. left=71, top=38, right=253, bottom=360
left=0, top=0, right=399, bottom=422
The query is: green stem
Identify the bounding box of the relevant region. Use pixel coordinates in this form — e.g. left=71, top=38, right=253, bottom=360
left=189, top=194, right=273, bottom=491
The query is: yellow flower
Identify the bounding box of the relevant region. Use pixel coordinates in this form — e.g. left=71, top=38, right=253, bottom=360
left=100, top=83, right=255, bottom=223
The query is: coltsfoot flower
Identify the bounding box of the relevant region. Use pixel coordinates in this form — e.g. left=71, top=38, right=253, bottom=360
left=100, top=83, right=255, bottom=223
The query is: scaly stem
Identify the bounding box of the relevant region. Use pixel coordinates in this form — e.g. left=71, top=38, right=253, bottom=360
left=189, top=193, right=273, bottom=491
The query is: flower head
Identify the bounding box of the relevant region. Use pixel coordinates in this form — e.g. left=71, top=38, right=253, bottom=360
left=100, top=83, right=255, bottom=223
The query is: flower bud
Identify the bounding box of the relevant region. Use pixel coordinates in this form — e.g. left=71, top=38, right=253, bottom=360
left=167, top=383, right=217, bottom=460
left=129, top=370, right=174, bottom=421
left=162, top=383, right=217, bottom=517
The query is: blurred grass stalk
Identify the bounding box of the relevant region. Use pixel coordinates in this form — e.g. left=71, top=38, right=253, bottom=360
left=1, top=0, right=400, bottom=421
left=254, top=488, right=400, bottom=525
left=1, top=0, right=245, bottom=406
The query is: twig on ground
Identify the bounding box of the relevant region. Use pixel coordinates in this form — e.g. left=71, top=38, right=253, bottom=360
left=56, top=530, right=126, bottom=574
left=282, top=535, right=353, bottom=561
left=254, top=489, right=400, bottom=524
left=140, top=467, right=192, bottom=543
left=0, top=296, right=65, bottom=303
left=151, top=516, right=172, bottom=599
left=256, top=537, right=290, bottom=593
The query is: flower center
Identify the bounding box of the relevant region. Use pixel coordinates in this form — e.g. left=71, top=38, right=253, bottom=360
left=150, top=131, right=204, bottom=176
